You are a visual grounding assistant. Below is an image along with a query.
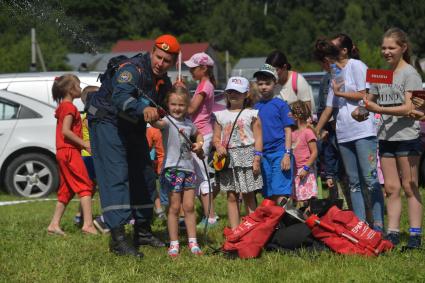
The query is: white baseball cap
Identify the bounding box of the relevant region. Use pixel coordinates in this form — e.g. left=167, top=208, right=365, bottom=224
left=184, top=52, right=214, bottom=68
left=225, top=76, right=249, bottom=93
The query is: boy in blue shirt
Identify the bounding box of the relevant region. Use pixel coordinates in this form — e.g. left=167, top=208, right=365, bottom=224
left=254, top=64, right=294, bottom=205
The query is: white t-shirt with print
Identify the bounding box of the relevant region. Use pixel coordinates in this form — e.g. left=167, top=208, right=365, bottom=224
left=213, top=109, right=259, bottom=149
left=326, top=59, right=376, bottom=143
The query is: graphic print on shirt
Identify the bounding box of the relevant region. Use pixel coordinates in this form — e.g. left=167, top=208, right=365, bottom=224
left=222, top=118, right=248, bottom=147
left=179, top=129, right=192, bottom=160
left=376, top=83, right=404, bottom=105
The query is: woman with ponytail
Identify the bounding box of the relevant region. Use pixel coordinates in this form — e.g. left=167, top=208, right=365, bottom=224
left=314, top=34, right=384, bottom=232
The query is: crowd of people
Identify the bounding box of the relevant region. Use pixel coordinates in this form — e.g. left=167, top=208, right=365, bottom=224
left=47, top=27, right=425, bottom=258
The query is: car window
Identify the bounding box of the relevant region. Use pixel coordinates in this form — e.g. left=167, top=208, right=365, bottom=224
left=0, top=100, right=19, bottom=120
left=18, top=105, right=42, bottom=119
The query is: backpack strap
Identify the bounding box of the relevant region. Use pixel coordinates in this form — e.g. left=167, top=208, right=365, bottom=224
left=291, top=71, right=298, bottom=95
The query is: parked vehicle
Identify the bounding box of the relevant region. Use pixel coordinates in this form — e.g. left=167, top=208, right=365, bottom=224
left=0, top=89, right=58, bottom=198
left=302, top=71, right=326, bottom=113
left=0, top=72, right=101, bottom=111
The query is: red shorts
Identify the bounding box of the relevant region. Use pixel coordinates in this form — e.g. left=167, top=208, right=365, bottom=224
left=56, top=148, right=93, bottom=204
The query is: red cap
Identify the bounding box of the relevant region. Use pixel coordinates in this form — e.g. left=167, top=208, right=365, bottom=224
left=154, top=34, right=180, bottom=54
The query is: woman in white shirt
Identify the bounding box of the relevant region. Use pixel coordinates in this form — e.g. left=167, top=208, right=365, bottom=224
left=315, top=34, right=384, bottom=232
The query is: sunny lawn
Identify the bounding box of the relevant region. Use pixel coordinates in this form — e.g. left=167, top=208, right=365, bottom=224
left=1, top=190, right=425, bottom=282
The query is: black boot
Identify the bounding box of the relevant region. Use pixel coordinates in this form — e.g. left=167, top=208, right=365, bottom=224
left=134, top=221, right=165, bottom=248
left=109, top=226, right=144, bottom=258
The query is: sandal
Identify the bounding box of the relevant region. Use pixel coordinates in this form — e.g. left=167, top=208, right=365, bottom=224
left=189, top=242, right=203, bottom=255
left=168, top=244, right=179, bottom=258
left=47, top=228, right=66, bottom=236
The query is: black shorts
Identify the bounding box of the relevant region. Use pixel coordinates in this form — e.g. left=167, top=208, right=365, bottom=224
left=378, top=138, right=423, bottom=157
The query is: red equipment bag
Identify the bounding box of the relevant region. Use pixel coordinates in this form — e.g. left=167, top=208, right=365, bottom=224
left=305, top=206, right=393, bottom=256
left=222, top=200, right=285, bottom=258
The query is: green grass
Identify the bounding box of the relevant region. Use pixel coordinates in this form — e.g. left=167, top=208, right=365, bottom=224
left=1, top=190, right=425, bottom=283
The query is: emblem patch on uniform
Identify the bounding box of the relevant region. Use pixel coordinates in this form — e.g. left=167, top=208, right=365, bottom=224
left=117, top=71, right=132, bottom=83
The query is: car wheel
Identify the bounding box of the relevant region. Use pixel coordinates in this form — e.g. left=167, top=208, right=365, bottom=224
left=4, top=153, right=59, bottom=198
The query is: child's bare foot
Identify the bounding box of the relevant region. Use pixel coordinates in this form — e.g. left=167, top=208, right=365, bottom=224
left=47, top=226, right=66, bottom=236
left=82, top=225, right=98, bottom=235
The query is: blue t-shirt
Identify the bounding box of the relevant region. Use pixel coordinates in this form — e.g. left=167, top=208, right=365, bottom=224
left=255, top=98, right=294, bottom=153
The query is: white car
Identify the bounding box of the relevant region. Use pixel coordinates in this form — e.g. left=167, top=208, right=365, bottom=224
left=0, top=72, right=101, bottom=111
left=0, top=89, right=58, bottom=198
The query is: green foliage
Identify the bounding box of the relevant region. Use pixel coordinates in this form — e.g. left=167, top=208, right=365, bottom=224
left=357, top=41, right=387, bottom=69
left=241, top=38, right=272, bottom=57
left=341, top=3, right=367, bottom=41
left=0, top=1, right=73, bottom=72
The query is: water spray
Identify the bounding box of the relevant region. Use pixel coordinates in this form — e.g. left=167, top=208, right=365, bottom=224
left=6, top=0, right=99, bottom=54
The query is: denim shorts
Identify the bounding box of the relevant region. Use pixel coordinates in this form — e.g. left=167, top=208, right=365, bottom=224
left=160, top=168, right=196, bottom=193
left=379, top=138, right=423, bottom=157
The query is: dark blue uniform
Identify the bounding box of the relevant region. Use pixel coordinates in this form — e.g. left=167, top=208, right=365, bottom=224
left=89, top=53, right=171, bottom=229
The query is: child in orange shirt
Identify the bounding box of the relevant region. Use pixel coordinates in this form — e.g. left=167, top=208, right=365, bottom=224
left=146, top=125, right=167, bottom=218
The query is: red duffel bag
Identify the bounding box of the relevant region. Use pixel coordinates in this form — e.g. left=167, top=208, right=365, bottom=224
left=305, top=205, right=393, bottom=256
left=222, top=199, right=285, bottom=258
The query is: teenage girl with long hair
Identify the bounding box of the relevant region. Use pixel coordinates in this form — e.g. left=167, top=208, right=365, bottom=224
left=363, top=28, right=423, bottom=249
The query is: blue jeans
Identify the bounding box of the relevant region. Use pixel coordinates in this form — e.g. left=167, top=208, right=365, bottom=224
left=317, top=126, right=342, bottom=180
left=338, top=136, right=384, bottom=227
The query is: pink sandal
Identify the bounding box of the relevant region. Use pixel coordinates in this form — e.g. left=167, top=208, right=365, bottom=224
left=168, top=244, right=179, bottom=257
left=189, top=242, right=203, bottom=255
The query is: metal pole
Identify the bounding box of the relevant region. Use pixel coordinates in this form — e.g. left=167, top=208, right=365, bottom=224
left=225, top=50, right=230, bottom=80
left=36, top=43, right=47, bottom=72
left=178, top=51, right=182, bottom=82
left=30, top=28, right=36, bottom=71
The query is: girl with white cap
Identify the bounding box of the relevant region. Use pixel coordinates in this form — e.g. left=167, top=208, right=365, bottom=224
left=213, top=76, right=263, bottom=229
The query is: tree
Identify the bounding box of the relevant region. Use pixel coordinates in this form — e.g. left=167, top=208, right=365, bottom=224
left=341, top=3, right=367, bottom=41
left=0, top=2, right=70, bottom=72
left=202, top=0, right=255, bottom=55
